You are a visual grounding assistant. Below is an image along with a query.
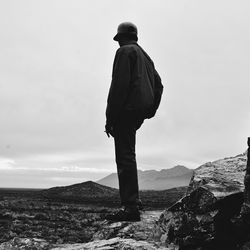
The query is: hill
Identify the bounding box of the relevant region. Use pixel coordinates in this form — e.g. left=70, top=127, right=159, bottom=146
left=40, top=180, right=187, bottom=208
left=42, top=181, right=118, bottom=198
left=98, top=165, right=194, bottom=190
left=41, top=181, right=120, bottom=206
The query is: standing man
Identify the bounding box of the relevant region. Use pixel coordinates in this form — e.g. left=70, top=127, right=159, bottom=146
left=105, top=22, right=163, bottom=222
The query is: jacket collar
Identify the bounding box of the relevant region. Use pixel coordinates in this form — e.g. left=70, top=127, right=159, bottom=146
left=119, top=40, right=138, bottom=47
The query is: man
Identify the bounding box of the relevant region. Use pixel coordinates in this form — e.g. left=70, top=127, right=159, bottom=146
left=105, top=22, right=163, bottom=221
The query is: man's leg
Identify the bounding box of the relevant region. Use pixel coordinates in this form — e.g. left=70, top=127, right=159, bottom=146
left=114, top=120, right=139, bottom=208
left=105, top=114, right=143, bottom=221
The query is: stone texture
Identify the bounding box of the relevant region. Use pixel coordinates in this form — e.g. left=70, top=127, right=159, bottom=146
left=241, top=242, right=250, bottom=250
left=188, top=152, right=247, bottom=198
left=0, top=237, right=172, bottom=250
left=155, top=151, right=249, bottom=249
left=0, top=211, right=174, bottom=250
left=52, top=237, right=170, bottom=250
left=0, top=237, right=52, bottom=250
left=92, top=211, right=161, bottom=242
left=242, top=138, right=250, bottom=216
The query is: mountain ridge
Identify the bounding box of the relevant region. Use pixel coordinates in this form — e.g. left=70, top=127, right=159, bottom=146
left=97, top=165, right=194, bottom=190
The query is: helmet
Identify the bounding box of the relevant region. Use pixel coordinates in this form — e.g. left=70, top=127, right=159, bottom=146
left=113, top=22, right=138, bottom=41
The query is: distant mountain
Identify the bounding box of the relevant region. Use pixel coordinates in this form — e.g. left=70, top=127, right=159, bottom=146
left=97, top=165, right=194, bottom=190
left=41, top=181, right=119, bottom=200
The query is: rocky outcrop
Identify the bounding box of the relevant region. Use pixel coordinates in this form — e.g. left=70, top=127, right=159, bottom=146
left=241, top=138, right=250, bottom=218
left=91, top=211, right=161, bottom=242
left=155, top=149, right=250, bottom=250
left=0, top=237, right=170, bottom=250
left=187, top=152, right=246, bottom=197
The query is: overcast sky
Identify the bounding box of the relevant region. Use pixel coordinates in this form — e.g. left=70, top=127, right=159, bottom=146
left=0, top=0, right=249, bottom=188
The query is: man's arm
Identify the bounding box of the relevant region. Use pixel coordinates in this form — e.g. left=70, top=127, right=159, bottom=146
left=106, top=48, right=132, bottom=128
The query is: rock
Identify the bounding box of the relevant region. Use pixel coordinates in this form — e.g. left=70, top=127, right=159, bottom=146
left=155, top=151, right=249, bottom=249
left=188, top=152, right=247, bottom=198
left=241, top=242, right=250, bottom=250
left=168, top=186, right=216, bottom=213
left=92, top=211, right=162, bottom=242
left=52, top=237, right=170, bottom=250
left=34, top=213, right=49, bottom=221
left=241, top=138, right=250, bottom=218
left=0, top=237, right=171, bottom=250
left=0, top=237, right=52, bottom=250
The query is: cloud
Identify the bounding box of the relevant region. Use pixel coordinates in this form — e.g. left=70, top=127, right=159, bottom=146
left=13, top=165, right=112, bottom=173
left=0, top=157, right=15, bottom=170
left=59, top=166, right=112, bottom=173
left=30, top=151, right=113, bottom=163
left=48, top=176, right=87, bottom=184
left=0, top=150, right=115, bottom=173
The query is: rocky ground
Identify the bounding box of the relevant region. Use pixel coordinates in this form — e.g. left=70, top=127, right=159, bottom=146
left=0, top=189, right=177, bottom=249
left=0, top=203, right=173, bottom=250
left=0, top=198, right=115, bottom=244
left=0, top=184, right=187, bottom=246
left=2, top=150, right=250, bottom=249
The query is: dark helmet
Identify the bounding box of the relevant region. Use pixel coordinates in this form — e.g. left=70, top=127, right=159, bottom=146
left=113, top=22, right=138, bottom=41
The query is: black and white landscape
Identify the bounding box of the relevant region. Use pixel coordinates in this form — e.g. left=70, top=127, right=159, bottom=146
left=0, top=168, right=191, bottom=247
left=1, top=0, right=249, bottom=249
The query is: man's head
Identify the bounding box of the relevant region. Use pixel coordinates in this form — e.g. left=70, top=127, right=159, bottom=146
left=113, top=22, right=138, bottom=42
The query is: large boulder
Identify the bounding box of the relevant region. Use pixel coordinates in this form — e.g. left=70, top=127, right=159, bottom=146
left=188, top=152, right=246, bottom=197
left=155, top=152, right=249, bottom=250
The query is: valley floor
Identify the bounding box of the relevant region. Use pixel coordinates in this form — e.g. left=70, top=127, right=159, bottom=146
left=0, top=187, right=185, bottom=249
left=0, top=198, right=167, bottom=249
left=0, top=191, right=169, bottom=248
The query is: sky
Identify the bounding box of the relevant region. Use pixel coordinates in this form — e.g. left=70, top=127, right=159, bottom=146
left=0, top=0, right=250, bottom=188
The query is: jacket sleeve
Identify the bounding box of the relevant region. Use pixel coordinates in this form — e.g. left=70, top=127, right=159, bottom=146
left=106, top=48, right=132, bottom=126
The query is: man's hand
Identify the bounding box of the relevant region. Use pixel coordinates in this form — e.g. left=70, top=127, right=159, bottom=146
left=105, top=124, right=114, bottom=138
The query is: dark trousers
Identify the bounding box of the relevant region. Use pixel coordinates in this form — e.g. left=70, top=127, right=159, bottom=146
left=114, top=112, right=144, bottom=208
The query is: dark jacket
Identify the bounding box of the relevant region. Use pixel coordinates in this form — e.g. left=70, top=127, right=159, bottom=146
left=106, top=42, right=163, bottom=126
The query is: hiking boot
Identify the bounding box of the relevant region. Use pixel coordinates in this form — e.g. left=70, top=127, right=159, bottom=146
left=105, top=207, right=141, bottom=222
